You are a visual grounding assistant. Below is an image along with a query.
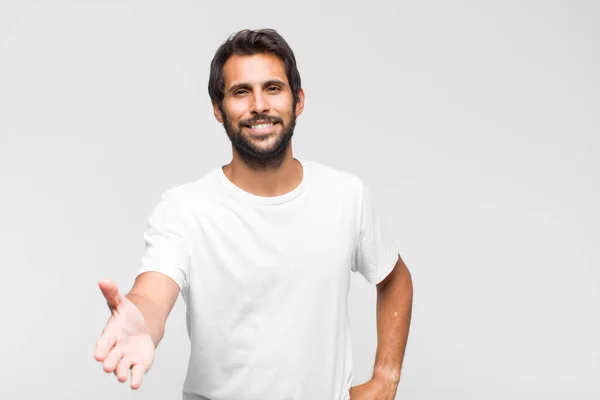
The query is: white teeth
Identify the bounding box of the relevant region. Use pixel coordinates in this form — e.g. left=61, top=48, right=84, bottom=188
left=250, top=123, right=274, bottom=130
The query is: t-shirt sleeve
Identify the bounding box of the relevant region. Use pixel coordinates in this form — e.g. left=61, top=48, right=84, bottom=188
left=136, top=195, right=192, bottom=291
left=351, top=180, right=399, bottom=285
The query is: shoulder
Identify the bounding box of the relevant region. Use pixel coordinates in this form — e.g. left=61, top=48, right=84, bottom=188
left=302, top=158, right=365, bottom=194
left=157, top=167, right=223, bottom=209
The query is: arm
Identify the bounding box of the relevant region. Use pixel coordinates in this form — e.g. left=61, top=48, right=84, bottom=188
left=372, top=255, right=413, bottom=388
left=125, top=271, right=181, bottom=347
left=349, top=255, right=413, bottom=399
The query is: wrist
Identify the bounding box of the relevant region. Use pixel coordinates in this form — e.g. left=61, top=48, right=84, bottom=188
left=372, top=366, right=400, bottom=386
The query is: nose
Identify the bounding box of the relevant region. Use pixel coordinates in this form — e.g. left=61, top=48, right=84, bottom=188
left=249, top=91, right=269, bottom=114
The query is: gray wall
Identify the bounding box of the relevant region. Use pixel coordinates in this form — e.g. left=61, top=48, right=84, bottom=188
left=1, top=1, right=598, bottom=399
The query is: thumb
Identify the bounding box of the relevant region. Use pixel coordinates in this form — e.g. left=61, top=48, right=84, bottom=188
left=98, top=279, right=124, bottom=310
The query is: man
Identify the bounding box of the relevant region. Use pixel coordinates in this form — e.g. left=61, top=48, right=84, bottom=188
left=94, top=29, right=413, bottom=400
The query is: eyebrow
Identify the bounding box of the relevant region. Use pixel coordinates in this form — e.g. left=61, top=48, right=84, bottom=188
left=226, top=79, right=288, bottom=95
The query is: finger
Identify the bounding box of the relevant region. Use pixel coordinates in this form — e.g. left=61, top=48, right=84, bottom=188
left=114, top=357, right=132, bottom=383
left=102, top=346, right=123, bottom=373
left=98, top=279, right=124, bottom=309
left=130, top=364, right=146, bottom=390
left=94, top=332, right=116, bottom=362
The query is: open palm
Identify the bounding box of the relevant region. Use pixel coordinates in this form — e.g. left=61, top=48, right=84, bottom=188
left=94, top=279, right=155, bottom=389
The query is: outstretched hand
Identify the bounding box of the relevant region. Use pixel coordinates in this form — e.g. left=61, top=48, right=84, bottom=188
left=94, top=279, right=155, bottom=390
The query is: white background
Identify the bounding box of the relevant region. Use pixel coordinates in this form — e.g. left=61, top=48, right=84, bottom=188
left=1, top=1, right=598, bottom=399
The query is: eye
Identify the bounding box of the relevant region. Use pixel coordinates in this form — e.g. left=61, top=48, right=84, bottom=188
left=234, top=89, right=248, bottom=96
left=267, top=86, right=281, bottom=93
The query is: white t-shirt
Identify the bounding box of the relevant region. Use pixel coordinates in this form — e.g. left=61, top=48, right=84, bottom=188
left=137, top=158, right=399, bottom=400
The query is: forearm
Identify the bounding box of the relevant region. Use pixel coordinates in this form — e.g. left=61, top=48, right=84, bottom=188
left=125, top=293, right=167, bottom=347
left=373, top=263, right=413, bottom=385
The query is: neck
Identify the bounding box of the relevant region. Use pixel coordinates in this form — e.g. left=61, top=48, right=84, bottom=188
left=223, top=145, right=303, bottom=197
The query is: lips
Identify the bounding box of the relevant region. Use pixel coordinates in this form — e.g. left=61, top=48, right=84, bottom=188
left=249, top=122, right=274, bottom=129
left=242, top=120, right=279, bottom=135
left=244, top=120, right=276, bottom=127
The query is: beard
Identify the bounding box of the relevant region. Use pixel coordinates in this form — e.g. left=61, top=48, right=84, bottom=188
left=220, top=105, right=297, bottom=171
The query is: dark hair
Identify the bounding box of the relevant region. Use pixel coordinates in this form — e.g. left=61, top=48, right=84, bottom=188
left=208, top=29, right=302, bottom=109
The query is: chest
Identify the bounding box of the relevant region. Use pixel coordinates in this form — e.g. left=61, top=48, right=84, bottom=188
left=188, top=197, right=359, bottom=290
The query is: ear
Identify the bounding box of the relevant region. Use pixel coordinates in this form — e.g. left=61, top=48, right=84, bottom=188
left=213, top=102, right=224, bottom=123
left=294, top=88, right=305, bottom=117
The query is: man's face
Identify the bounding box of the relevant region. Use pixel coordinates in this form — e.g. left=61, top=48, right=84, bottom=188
left=214, top=53, right=304, bottom=169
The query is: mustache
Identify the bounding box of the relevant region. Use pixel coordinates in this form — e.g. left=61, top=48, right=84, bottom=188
left=239, top=114, right=283, bottom=126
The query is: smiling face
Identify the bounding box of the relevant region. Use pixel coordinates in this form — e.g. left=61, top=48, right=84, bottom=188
left=214, top=52, right=305, bottom=170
